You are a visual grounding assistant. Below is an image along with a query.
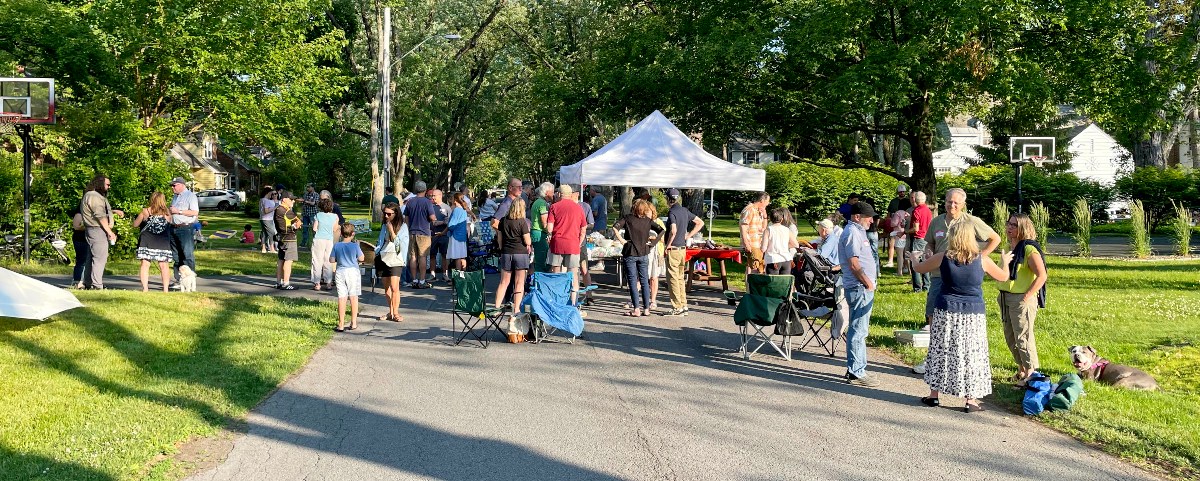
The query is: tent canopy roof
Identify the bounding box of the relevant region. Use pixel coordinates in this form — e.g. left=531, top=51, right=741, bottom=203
left=558, top=110, right=766, bottom=191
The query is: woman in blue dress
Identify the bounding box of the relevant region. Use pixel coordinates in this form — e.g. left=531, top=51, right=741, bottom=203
left=446, top=193, right=475, bottom=271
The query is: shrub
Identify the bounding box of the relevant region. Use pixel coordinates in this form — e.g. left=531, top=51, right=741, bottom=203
left=1072, top=198, right=1091, bottom=257
left=1115, top=166, right=1199, bottom=230
left=938, top=164, right=1112, bottom=230
left=992, top=200, right=1009, bottom=252
left=1130, top=200, right=1151, bottom=258
left=1030, top=202, right=1051, bottom=245
left=1170, top=200, right=1192, bottom=257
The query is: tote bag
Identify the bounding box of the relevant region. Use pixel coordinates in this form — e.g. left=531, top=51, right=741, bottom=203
left=379, top=224, right=410, bottom=267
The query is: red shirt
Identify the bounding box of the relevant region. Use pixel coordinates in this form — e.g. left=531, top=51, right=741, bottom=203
left=546, top=199, right=586, bottom=255
left=242, top=231, right=255, bottom=243
left=911, top=204, right=933, bottom=238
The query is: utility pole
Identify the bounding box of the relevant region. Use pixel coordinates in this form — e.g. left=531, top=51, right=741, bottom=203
left=381, top=7, right=392, bottom=191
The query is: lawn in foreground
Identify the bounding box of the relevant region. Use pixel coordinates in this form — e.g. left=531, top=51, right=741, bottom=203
left=0, top=291, right=333, bottom=481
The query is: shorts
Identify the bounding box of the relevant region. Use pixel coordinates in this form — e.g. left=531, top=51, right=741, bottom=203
left=278, top=240, right=299, bottom=261
left=410, top=235, right=432, bottom=260
left=432, top=233, right=449, bottom=257
left=746, top=247, right=764, bottom=271
left=334, top=268, right=362, bottom=297
left=548, top=252, right=580, bottom=269
left=374, top=256, right=405, bottom=278
left=500, top=253, right=531, bottom=271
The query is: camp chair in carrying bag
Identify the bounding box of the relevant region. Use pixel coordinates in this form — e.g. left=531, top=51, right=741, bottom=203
left=793, top=248, right=843, bottom=356
left=733, top=274, right=799, bottom=361
left=520, top=272, right=585, bottom=344
left=450, top=269, right=506, bottom=347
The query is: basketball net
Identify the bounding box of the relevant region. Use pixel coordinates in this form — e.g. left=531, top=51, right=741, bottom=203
left=1026, top=156, right=1050, bottom=166
left=0, top=114, right=18, bottom=135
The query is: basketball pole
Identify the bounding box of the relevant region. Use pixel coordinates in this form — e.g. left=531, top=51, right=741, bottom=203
left=16, top=124, right=32, bottom=263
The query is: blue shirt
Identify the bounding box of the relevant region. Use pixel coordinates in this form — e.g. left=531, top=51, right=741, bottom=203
left=838, top=222, right=876, bottom=289
left=818, top=228, right=842, bottom=267
left=171, top=190, right=199, bottom=225
left=314, top=212, right=338, bottom=241
left=331, top=241, right=364, bottom=270
left=590, top=194, right=608, bottom=229
left=405, top=196, right=436, bottom=236
left=448, top=207, right=469, bottom=242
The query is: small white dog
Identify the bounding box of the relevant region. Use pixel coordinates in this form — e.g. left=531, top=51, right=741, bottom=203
left=177, top=265, right=198, bottom=292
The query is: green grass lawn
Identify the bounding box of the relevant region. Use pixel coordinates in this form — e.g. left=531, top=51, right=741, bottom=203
left=712, top=215, right=1199, bottom=478
left=0, top=291, right=334, bottom=481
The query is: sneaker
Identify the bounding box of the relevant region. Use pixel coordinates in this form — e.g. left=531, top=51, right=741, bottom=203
left=170, top=283, right=184, bottom=291
left=911, top=361, right=927, bottom=375
left=919, top=324, right=930, bottom=332
left=663, top=307, right=689, bottom=317
left=845, top=373, right=880, bottom=387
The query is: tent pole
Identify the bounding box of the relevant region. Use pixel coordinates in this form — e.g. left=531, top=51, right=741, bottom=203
left=707, top=189, right=714, bottom=241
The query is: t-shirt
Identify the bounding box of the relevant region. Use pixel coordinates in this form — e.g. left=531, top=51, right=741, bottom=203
left=68, top=204, right=86, bottom=242
left=839, top=221, right=877, bottom=289
left=665, top=204, right=698, bottom=247
left=431, top=201, right=450, bottom=235
left=314, top=212, right=339, bottom=241
left=997, top=244, right=1040, bottom=293
left=763, top=224, right=793, bottom=265
left=530, top=198, right=549, bottom=232
left=909, top=204, right=932, bottom=239
left=615, top=215, right=664, bottom=258
left=499, top=217, right=530, bottom=255
left=579, top=201, right=594, bottom=229
left=480, top=198, right=498, bottom=220
left=405, top=196, right=436, bottom=236
left=171, top=190, right=199, bottom=225
left=546, top=199, right=586, bottom=255
left=274, top=207, right=299, bottom=241
left=924, top=213, right=996, bottom=278
left=241, top=231, right=255, bottom=243
left=590, top=194, right=608, bottom=230
left=492, top=195, right=515, bottom=222
left=448, top=207, right=469, bottom=243
left=887, top=196, right=912, bottom=216
left=81, top=191, right=112, bottom=228
left=331, top=241, right=364, bottom=270
left=302, top=191, right=320, bottom=217
left=259, top=198, right=276, bottom=221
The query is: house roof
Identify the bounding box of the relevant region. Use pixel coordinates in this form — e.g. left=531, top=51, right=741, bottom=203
left=169, top=143, right=227, bottom=174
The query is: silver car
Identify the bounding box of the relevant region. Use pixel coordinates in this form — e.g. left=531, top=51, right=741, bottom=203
left=197, top=189, right=241, bottom=210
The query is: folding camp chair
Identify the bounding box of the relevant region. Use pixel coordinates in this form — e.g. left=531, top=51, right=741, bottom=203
left=793, top=248, right=844, bottom=356
left=450, top=269, right=507, bottom=347
left=733, top=274, right=802, bottom=361
left=359, top=240, right=378, bottom=293
left=520, top=271, right=586, bottom=344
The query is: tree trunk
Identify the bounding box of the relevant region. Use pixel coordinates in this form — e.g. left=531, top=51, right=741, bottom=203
left=908, top=127, right=937, bottom=203
left=391, top=136, right=409, bottom=196
left=619, top=186, right=633, bottom=216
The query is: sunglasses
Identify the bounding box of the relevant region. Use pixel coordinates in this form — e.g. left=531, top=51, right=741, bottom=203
left=383, top=211, right=395, bottom=216
left=1006, top=221, right=1018, bottom=227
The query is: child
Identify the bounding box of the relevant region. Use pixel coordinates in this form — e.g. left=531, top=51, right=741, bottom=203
left=329, top=223, right=365, bottom=332
left=240, top=224, right=256, bottom=244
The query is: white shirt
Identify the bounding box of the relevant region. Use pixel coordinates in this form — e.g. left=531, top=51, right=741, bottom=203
left=172, top=190, right=199, bottom=225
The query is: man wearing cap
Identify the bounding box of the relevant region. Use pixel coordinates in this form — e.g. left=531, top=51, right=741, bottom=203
left=168, top=177, right=199, bottom=286
left=405, top=181, right=438, bottom=289
left=545, top=184, right=588, bottom=304
left=887, top=185, right=912, bottom=216
left=663, top=189, right=704, bottom=316
left=840, top=201, right=880, bottom=387
left=273, top=191, right=302, bottom=289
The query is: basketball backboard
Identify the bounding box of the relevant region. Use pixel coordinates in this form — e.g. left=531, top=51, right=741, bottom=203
left=1009, top=137, right=1055, bottom=166
left=0, top=78, right=56, bottom=124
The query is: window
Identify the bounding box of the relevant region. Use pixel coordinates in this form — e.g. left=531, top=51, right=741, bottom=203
left=203, top=139, right=215, bottom=161
left=743, top=151, right=759, bottom=164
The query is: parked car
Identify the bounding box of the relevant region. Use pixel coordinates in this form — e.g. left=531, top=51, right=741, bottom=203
left=197, top=189, right=241, bottom=211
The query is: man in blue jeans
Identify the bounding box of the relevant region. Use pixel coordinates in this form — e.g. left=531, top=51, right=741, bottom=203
left=839, top=202, right=880, bottom=387
left=168, top=177, right=199, bottom=286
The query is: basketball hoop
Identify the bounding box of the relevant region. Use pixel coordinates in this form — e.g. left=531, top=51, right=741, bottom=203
left=0, top=114, right=19, bottom=135
left=1026, top=155, right=1050, bottom=166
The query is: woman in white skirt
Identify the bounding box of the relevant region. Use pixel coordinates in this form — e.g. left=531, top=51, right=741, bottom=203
left=910, top=222, right=1012, bottom=412
left=446, top=192, right=475, bottom=271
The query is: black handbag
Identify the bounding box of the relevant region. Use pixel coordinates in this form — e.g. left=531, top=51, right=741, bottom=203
left=773, top=300, right=805, bottom=336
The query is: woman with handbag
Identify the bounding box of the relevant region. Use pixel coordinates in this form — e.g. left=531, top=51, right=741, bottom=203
left=132, top=192, right=173, bottom=292
left=613, top=199, right=664, bottom=317
left=375, top=202, right=409, bottom=322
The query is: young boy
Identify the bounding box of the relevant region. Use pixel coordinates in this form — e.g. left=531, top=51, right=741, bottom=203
left=240, top=224, right=256, bottom=244
left=329, top=223, right=365, bottom=331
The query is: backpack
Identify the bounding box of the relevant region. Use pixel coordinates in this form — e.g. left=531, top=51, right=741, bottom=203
left=1022, top=372, right=1053, bottom=416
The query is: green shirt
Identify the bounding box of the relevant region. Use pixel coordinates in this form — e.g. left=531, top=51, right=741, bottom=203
left=530, top=198, right=549, bottom=232
left=923, top=213, right=996, bottom=277
left=997, top=244, right=1040, bottom=293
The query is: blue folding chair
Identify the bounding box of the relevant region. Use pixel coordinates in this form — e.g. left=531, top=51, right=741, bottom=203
left=520, top=272, right=590, bottom=343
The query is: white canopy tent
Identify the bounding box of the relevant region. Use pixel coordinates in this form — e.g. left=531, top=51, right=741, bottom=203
left=558, top=110, right=766, bottom=191
left=0, top=267, right=83, bottom=320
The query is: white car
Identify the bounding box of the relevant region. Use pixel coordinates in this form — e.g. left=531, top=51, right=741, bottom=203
left=197, top=189, right=241, bottom=210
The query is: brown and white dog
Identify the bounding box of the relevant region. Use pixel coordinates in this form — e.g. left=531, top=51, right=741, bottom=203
left=1069, top=345, right=1159, bottom=390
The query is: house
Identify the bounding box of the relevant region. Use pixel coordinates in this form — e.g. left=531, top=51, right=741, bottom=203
left=897, top=120, right=990, bottom=176
left=726, top=134, right=778, bottom=165
left=168, top=138, right=229, bottom=190
left=1064, top=123, right=1131, bottom=185
left=215, top=148, right=262, bottom=195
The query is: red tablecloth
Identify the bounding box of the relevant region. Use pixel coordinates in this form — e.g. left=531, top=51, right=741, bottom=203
left=685, top=248, right=742, bottom=263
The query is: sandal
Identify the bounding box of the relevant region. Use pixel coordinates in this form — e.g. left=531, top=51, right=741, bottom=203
left=963, top=403, right=984, bottom=413
left=334, top=327, right=345, bottom=332
left=625, top=308, right=642, bottom=317
left=920, top=396, right=940, bottom=407
left=347, top=325, right=357, bottom=330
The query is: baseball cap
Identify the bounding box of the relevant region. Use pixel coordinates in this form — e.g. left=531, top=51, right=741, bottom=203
left=170, top=177, right=187, bottom=186
left=558, top=184, right=574, bottom=195
left=817, top=219, right=835, bottom=231
left=850, top=202, right=877, bottom=218
left=666, top=188, right=681, bottom=199
left=897, top=184, right=908, bottom=192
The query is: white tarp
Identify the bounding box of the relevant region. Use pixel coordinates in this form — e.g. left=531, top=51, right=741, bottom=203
left=558, top=110, right=766, bottom=191
left=0, top=267, right=83, bottom=320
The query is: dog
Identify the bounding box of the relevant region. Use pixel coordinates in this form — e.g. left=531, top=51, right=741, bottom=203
left=177, top=265, right=198, bottom=293
left=1069, top=345, right=1159, bottom=390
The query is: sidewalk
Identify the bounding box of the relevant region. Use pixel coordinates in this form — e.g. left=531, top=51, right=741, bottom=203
left=42, top=274, right=1159, bottom=480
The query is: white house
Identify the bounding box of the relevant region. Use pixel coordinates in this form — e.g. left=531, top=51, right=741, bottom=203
left=1065, top=123, right=1130, bottom=185
left=726, top=134, right=777, bottom=165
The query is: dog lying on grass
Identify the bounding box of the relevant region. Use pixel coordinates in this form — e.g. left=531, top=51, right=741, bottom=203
left=1069, top=345, right=1159, bottom=391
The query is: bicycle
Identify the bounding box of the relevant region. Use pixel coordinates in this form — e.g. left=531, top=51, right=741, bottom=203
left=0, top=223, right=72, bottom=264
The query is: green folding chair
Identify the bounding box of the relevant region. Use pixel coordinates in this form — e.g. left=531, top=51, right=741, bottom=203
left=733, top=274, right=798, bottom=360
left=450, top=269, right=506, bottom=347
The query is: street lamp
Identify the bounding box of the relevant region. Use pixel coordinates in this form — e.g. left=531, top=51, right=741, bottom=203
left=379, top=17, right=460, bottom=191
